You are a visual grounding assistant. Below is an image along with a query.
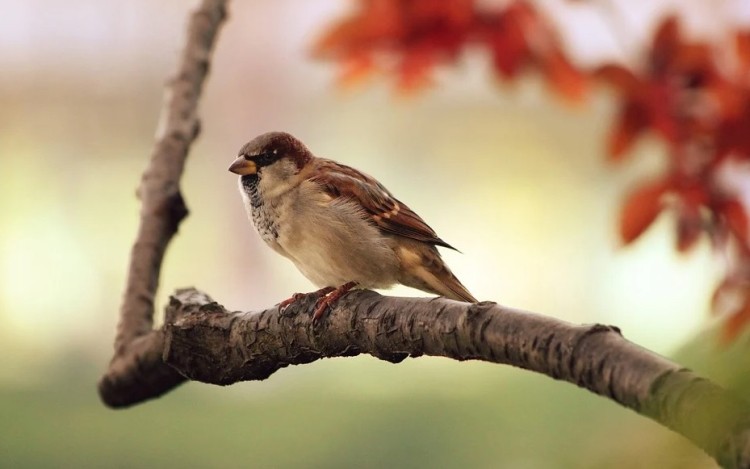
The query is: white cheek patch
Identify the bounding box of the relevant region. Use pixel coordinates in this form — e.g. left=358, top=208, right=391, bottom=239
left=259, top=160, right=299, bottom=199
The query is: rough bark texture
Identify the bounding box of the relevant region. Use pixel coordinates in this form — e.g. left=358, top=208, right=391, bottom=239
left=98, top=0, right=228, bottom=408
left=160, top=288, right=750, bottom=469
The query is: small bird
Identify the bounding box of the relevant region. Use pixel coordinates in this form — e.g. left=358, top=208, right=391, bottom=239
left=229, top=131, right=477, bottom=321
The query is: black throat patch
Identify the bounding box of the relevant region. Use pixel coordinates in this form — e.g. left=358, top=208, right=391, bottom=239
left=241, top=174, right=262, bottom=209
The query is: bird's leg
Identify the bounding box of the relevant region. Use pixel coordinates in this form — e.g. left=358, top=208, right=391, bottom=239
left=312, top=281, right=358, bottom=323
left=279, top=286, right=335, bottom=311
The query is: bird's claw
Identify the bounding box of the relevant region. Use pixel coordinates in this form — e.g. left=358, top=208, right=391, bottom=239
left=278, top=283, right=357, bottom=323
left=312, top=297, right=332, bottom=325
left=279, top=287, right=336, bottom=314
left=311, top=281, right=358, bottom=325
left=279, top=293, right=305, bottom=312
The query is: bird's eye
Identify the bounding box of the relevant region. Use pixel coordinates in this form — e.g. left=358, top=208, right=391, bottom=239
left=257, top=150, right=277, bottom=166
left=242, top=149, right=278, bottom=167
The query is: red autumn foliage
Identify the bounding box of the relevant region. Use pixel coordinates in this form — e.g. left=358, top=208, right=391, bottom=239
left=722, top=199, right=750, bottom=245
left=315, top=2, right=750, bottom=343
left=620, top=180, right=668, bottom=244
left=725, top=303, right=750, bottom=342
left=606, top=97, right=649, bottom=160
left=314, top=0, right=587, bottom=101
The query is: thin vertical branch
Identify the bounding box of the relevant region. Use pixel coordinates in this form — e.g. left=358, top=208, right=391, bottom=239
left=98, top=0, right=229, bottom=408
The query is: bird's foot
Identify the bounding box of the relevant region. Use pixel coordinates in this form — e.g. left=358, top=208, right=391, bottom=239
left=279, top=286, right=335, bottom=312
left=312, top=281, right=358, bottom=324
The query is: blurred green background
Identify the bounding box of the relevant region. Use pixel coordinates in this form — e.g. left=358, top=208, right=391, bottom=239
left=1, top=0, right=747, bottom=467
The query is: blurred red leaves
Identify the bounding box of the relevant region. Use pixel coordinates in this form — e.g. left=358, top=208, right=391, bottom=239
left=606, top=97, right=649, bottom=160
left=314, top=0, right=474, bottom=93
left=620, top=179, right=668, bottom=244
left=721, top=199, right=749, bottom=245
left=605, top=18, right=750, bottom=341
left=737, top=32, right=750, bottom=76
left=316, top=3, right=750, bottom=342
left=314, top=0, right=587, bottom=100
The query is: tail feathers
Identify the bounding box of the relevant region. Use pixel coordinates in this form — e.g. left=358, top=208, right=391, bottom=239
left=399, top=244, right=477, bottom=303
left=437, top=271, right=477, bottom=303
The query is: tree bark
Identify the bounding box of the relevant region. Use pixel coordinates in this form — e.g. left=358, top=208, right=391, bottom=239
left=157, top=287, right=750, bottom=469
left=98, top=0, right=228, bottom=408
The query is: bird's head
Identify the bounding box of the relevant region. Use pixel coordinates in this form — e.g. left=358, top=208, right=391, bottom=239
left=229, top=131, right=312, bottom=181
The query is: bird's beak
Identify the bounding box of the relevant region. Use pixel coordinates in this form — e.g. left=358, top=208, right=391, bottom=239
left=228, top=157, right=257, bottom=175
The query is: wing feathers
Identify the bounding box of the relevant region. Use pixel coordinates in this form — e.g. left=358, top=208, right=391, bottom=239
left=309, top=159, right=458, bottom=250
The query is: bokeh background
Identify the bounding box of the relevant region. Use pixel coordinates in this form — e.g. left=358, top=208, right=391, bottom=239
left=2, top=0, right=749, bottom=467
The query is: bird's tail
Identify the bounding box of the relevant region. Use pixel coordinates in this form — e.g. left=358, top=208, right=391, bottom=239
left=435, top=269, right=477, bottom=303
left=400, top=245, right=477, bottom=303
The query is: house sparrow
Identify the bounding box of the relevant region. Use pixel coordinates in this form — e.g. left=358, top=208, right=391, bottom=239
left=229, top=131, right=476, bottom=321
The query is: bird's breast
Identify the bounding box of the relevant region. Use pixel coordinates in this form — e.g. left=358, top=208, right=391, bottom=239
left=239, top=176, right=400, bottom=289
left=251, top=203, right=280, bottom=247
left=276, top=187, right=401, bottom=289
left=240, top=175, right=281, bottom=248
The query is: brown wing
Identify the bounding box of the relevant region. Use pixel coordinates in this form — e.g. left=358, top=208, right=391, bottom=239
left=309, top=159, right=458, bottom=251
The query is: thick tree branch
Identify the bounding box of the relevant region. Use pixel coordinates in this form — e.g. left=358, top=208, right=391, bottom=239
left=98, top=0, right=228, bottom=408
left=158, top=288, right=750, bottom=469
